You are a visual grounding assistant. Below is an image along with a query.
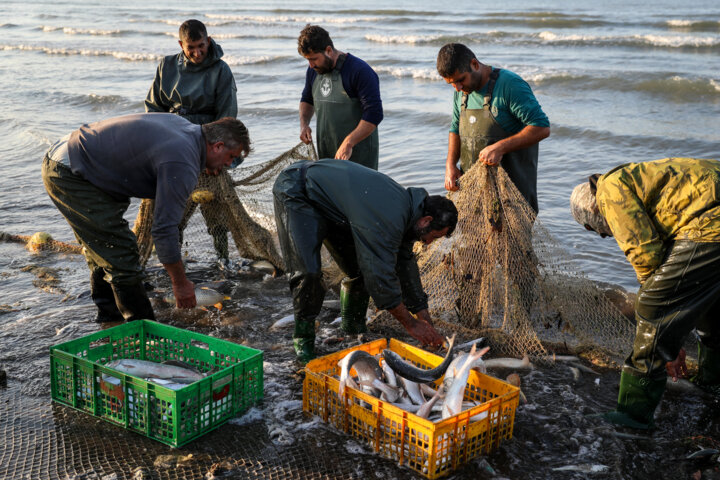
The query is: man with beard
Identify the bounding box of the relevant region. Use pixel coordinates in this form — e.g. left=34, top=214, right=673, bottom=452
left=273, top=159, right=457, bottom=362
left=297, top=24, right=383, bottom=170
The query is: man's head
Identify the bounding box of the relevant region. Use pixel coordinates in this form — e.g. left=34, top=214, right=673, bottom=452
left=179, top=19, right=210, bottom=64
left=201, top=118, right=252, bottom=175
left=570, top=175, right=613, bottom=238
left=413, top=196, right=459, bottom=244
left=297, top=24, right=336, bottom=74
left=436, top=43, right=484, bottom=94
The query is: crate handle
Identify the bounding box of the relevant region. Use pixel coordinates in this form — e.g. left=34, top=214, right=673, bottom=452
left=191, top=339, right=209, bottom=350
left=89, top=336, right=110, bottom=350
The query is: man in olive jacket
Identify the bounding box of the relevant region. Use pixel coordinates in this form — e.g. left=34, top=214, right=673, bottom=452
left=273, top=159, right=458, bottom=362
left=571, top=157, right=720, bottom=429
left=145, top=19, right=239, bottom=263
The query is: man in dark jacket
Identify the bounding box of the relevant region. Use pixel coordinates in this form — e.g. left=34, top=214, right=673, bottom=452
left=42, top=114, right=250, bottom=323
left=145, top=19, right=240, bottom=264
left=297, top=25, right=383, bottom=170
left=273, top=159, right=458, bottom=362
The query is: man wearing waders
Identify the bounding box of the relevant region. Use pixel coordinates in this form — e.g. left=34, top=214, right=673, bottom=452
left=145, top=19, right=240, bottom=266
left=42, top=114, right=251, bottom=323
left=273, top=159, right=457, bottom=363
left=571, top=158, right=720, bottom=429
left=297, top=24, right=384, bottom=338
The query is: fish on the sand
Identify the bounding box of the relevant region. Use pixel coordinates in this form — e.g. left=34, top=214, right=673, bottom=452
left=484, top=356, right=533, bottom=370
left=382, top=334, right=456, bottom=383
left=164, top=286, right=230, bottom=309
left=105, top=359, right=206, bottom=383
left=248, top=259, right=278, bottom=277
left=270, top=314, right=295, bottom=330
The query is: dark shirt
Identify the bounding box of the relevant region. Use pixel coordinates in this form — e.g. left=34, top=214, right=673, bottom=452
left=67, top=113, right=205, bottom=264
left=300, top=53, right=383, bottom=126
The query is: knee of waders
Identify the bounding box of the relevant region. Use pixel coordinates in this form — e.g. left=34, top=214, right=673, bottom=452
left=340, top=277, right=369, bottom=334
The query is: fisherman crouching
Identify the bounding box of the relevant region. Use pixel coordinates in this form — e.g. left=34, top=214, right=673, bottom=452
left=42, top=113, right=251, bottom=322
left=571, top=157, right=720, bottom=429
left=273, top=159, right=458, bottom=363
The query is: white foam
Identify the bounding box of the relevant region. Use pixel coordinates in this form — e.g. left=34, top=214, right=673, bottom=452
left=365, top=34, right=440, bottom=44
left=205, top=13, right=380, bottom=24
left=373, top=65, right=440, bottom=80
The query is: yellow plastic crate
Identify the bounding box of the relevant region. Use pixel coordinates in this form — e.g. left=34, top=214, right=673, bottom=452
left=303, top=338, right=519, bottom=479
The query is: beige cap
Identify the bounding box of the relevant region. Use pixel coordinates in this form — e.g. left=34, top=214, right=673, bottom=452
left=570, top=182, right=613, bottom=237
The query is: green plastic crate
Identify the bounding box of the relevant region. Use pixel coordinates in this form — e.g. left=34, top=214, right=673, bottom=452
left=50, top=319, right=263, bottom=447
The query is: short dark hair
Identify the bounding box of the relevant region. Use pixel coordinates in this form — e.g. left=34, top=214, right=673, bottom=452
left=297, top=24, right=334, bottom=55
left=179, top=19, right=207, bottom=42
left=423, top=195, right=458, bottom=236
left=202, top=118, right=252, bottom=157
left=436, top=43, right=477, bottom=78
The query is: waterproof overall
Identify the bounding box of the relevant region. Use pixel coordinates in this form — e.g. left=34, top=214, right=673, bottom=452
left=458, top=68, right=539, bottom=213
left=312, top=54, right=379, bottom=170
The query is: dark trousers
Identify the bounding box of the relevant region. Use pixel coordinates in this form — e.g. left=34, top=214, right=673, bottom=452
left=625, top=241, right=720, bottom=379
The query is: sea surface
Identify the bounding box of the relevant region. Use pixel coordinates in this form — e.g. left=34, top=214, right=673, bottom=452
left=1, top=1, right=719, bottom=479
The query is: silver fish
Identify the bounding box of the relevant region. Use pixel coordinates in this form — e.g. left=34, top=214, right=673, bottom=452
left=442, top=351, right=487, bottom=392
left=399, top=376, right=425, bottom=405
left=441, top=344, right=490, bottom=419
left=249, top=259, right=278, bottom=276
left=484, top=356, right=533, bottom=370
left=105, top=359, right=205, bottom=383
left=359, top=378, right=401, bottom=402
left=382, top=334, right=456, bottom=383
left=381, top=359, right=398, bottom=388
left=337, top=350, right=383, bottom=397
left=416, top=387, right=445, bottom=419
left=270, top=314, right=295, bottom=330
left=164, top=286, right=230, bottom=309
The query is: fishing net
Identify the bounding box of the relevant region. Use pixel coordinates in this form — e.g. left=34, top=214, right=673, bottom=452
left=371, top=163, right=635, bottom=364
left=133, top=142, right=318, bottom=271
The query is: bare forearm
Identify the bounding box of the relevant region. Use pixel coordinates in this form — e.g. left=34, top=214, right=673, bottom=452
left=299, top=102, right=314, bottom=129
left=446, top=132, right=461, bottom=167
left=492, top=125, right=550, bottom=155
left=343, top=120, right=376, bottom=147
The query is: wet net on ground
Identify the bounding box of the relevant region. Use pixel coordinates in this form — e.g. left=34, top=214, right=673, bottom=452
left=372, top=163, right=635, bottom=364
left=133, top=142, right=318, bottom=271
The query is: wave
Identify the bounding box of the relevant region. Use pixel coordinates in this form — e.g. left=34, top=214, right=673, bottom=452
left=537, top=31, right=720, bottom=50
left=50, top=92, right=133, bottom=109
left=664, top=19, right=720, bottom=32
left=205, top=13, right=381, bottom=24
left=38, top=25, right=126, bottom=36
left=364, top=31, right=517, bottom=45
left=0, top=23, right=19, bottom=29
left=373, top=65, right=440, bottom=81
left=209, top=32, right=296, bottom=40
left=267, top=8, right=440, bottom=16
left=222, top=54, right=293, bottom=66
left=462, top=16, right=612, bottom=29
left=0, top=44, right=161, bottom=62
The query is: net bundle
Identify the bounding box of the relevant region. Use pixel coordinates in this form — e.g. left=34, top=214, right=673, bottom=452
left=133, top=142, right=317, bottom=270
left=413, top=162, right=634, bottom=362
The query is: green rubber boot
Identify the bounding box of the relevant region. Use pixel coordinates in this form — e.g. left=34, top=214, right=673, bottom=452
left=293, top=337, right=316, bottom=365
left=691, top=343, right=720, bottom=396
left=340, top=277, right=370, bottom=335
left=601, top=371, right=666, bottom=430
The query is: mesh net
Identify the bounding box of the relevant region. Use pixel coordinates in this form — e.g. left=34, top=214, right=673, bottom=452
left=133, top=142, right=318, bottom=270
left=374, top=163, right=634, bottom=363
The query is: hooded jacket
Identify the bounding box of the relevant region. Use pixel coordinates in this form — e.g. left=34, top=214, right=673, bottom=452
left=596, top=157, right=720, bottom=281
left=144, top=38, right=237, bottom=125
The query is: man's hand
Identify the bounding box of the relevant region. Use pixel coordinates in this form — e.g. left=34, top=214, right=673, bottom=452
left=300, top=125, right=313, bottom=144
left=478, top=142, right=505, bottom=166
left=666, top=348, right=688, bottom=382
left=388, top=304, right=444, bottom=347
left=172, top=278, right=196, bottom=309
left=335, top=137, right=353, bottom=160
left=445, top=163, right=462, bottom=191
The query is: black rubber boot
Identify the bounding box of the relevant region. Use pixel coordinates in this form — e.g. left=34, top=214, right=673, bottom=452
left=602, top=371, right=665, bottom=430
left=340, top=276, right=369, bottom=334
left=111, top=281, right=155, bottom=321
left=209, top=225, right=230, bottom=262
left=90, top=268, right=124, bottom=323
left=692, top=342, right=720, bottom=396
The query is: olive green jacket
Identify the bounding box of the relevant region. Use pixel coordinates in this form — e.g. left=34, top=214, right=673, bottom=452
left=144, top=38, right=237, bottom=125
left=596, top=157, right=720, bottom=282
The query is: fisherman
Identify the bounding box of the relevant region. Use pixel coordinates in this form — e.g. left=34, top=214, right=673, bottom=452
left=145, top=19, right=240, bottom=265
left=571, top=157, right=720, bottom=429
left=273, top=159, right=458, bottom=363
left=42, top=114, right=251, bottom=322
left=297, top=24, right=383, bottom=170
left=436, top=43, right=549, bottom=212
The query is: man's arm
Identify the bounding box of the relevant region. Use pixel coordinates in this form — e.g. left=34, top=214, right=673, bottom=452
left=299, top=101, right=315, bottom=144
left=388, top=303, right=443, bottom=347
left=445, top=132, right=462, bottom=191
left=335, top=120, right=376, bottom=160
left=478, top=125, right=550, bottom=166
left=163, top=260, right=196, bottom=308
left=144, top=64, right=168, bottom=113
left=214, top=64, right=238, bottom=120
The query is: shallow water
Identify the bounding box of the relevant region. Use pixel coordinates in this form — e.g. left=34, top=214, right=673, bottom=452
left=1, top=0, right=719, bottom=478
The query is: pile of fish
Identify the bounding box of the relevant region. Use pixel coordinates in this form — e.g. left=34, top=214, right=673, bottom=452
left=335, top=335, right=495, bottom=423
left=102, top=358, right=207, bottom=390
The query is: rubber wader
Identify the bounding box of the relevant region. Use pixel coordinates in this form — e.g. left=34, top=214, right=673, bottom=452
left=340, top=276, right=370, bottom=334
left=458, top=68, right=538, bottom=213
left=90, top=267, right=124, bottom=323
left=312, top=54, right=378, bottom=170
left=602, top=371, right=666, bottom=430
left=693, top=342, right=720, bottom=395
left=111, top=281, right=155, bottom=322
